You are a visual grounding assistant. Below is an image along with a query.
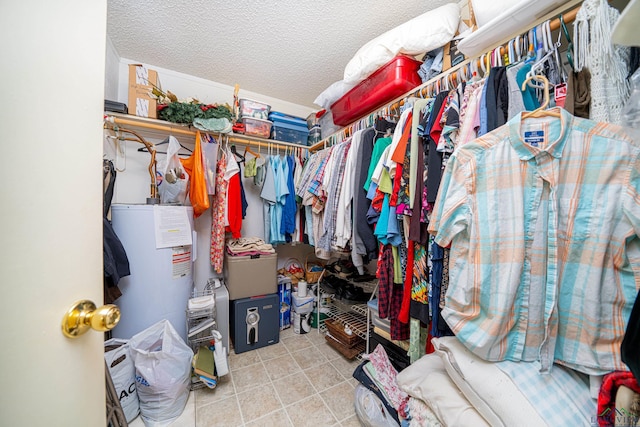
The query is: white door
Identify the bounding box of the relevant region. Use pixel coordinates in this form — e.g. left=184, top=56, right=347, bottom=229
left=0, top=1, right=108, bottom=425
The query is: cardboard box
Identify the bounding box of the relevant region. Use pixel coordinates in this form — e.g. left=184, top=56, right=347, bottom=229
left=127, top=64, right=158, bottom=119
left=223, top=253, right=277, bottom=300
left=442, top=0, right=474, bottom=71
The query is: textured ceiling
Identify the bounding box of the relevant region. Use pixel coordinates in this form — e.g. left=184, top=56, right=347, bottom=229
left=107, top=0, right=454, bottom=109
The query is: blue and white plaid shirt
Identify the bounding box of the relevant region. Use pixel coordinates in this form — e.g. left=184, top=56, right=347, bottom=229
left=429, top=108, right=640, bottom=375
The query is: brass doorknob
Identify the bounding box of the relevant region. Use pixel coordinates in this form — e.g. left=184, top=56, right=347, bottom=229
left=61, top=300, right=121, bottom=338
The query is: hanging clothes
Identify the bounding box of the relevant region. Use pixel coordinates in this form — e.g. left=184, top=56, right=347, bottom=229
left=410, top=242, right=430, bottom=325
left=565, top=68, right=592, bottom=119
left=224, top=148, right=242, bottom=239
left=336, top=130, right=365, bottom=250
left=211, top=154, right=227, bottom=273
left=377, top=243, right=410, bottom=341
left=353, top=127, right=378, bottom=266
left=506, top=62, right=527, bottom=120
left=292, top=154, right=305, bottom=244
left=484, top=66, right=509, bottom=132
left=409, top=99, right=432, bottom=209
left=270, top=155, right=288, bottom=245
left=425, top=91, right=449, bottom=204
left=260, top=155, right=276, bottom=244
left=317, top=141, right=351, bottom=254
left=103, top=159, right=130, bottom=304
left=280, top=155, right=297, bottom=242
left=428, top=108, right=640, bottom=375
left=574, top=0, right=630, bottom=124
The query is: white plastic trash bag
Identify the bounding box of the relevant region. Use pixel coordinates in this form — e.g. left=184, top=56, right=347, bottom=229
left=354, top=384, right=400, bottom=427
left=104, top=338, right=140, bottom=423
left=129, top=320, right=194, bottom=427
left=157, top=136, right=189, bottom=205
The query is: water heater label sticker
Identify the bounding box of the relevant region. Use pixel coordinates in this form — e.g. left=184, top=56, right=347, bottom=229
left=172, top=246, right=192, bottom=279
left=154, top=206, right=193, bottom=249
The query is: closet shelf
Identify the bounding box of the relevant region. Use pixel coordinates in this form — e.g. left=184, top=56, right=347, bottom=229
left=104, top=112, right=309, bottom=151
left=324, top=305, right=369, bottom=341
left=318, top=281, right=371, bottom=341
left=309, top=0, right=584, bottom=153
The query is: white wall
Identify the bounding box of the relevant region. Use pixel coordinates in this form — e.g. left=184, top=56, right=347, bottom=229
left=104, top=48, right=317, bottom=289
left=116, top=58, right=315, bottom=119
left=104, top=37, right=120, bottom=101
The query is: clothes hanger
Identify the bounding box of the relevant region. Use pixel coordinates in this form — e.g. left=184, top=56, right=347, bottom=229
left=515, top=35, right=523, bottom=62
left=493, top=47, right=502, bottom=67
left=559, top=14, right=575, bottom=72
left=521, top=74, right=561, bottom=119
left=230, top=144, right=245, bottom=164
left=524, top=29, right=536, bottom=64
left=533, top=25, right=542, bottom=58
left=480, top=53, right=488, bottom=76
left=552, top=25, right=568, bottom=84
left=243, top=144, right=260, bottom=159
left=137, top=135, right=192, bottom=156
left=528, top=21, right=566, bottom=86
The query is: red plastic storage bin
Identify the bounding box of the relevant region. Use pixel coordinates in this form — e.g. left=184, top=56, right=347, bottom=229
left=330, top=55, right=423, bottom=127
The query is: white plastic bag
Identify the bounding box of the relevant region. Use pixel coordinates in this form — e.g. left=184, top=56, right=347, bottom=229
left=200, top=133, right=218, bottom=195
left=104, top=338, right=140, bottom=423
left=354, top=384, right=400, bottom=427
left=129, top=320, right=194, bottom=427
left=157, top=136, right=189, bottom=204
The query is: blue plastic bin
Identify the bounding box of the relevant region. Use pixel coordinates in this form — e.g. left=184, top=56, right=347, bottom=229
left=271, top=122, right=309, bottom=145
left=268, top=111, right=308, bottom=127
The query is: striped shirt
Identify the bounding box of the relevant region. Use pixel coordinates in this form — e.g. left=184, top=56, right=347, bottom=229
left=428, top=108, right=640, bottom=375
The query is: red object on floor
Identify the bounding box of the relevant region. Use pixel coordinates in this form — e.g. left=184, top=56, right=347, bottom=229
left=331, top=55, right=423, bottom=126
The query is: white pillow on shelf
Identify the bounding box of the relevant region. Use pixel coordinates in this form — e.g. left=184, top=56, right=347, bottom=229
left=343, top=3, right=460, bottom=84
left=313, top=80, right=357, bottom=110
left=471, top=0, right=522, bottom=28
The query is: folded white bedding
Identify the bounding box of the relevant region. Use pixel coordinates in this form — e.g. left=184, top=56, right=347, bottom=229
left=396, top=353, right=489, bottom=426
left=432, top=337, right=595, bottom=427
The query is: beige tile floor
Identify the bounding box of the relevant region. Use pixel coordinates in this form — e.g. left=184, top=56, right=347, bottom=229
left=129, top=326, right=363, bottom=426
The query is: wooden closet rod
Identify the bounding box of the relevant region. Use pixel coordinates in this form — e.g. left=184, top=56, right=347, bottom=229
left=107, top=114, right=195, bottom=137
left=105, top=113, right=309, bottom=151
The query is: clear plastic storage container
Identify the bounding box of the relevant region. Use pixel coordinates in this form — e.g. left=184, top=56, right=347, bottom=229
left=239, top=98, right=271, bottom=120
left=271, top=121, right=309, bottom=145
left=241, top=117, right=272, bottom=139
left=308, top=125, right=321, bottom=145
left=269, top=112, right=310, bottom=145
